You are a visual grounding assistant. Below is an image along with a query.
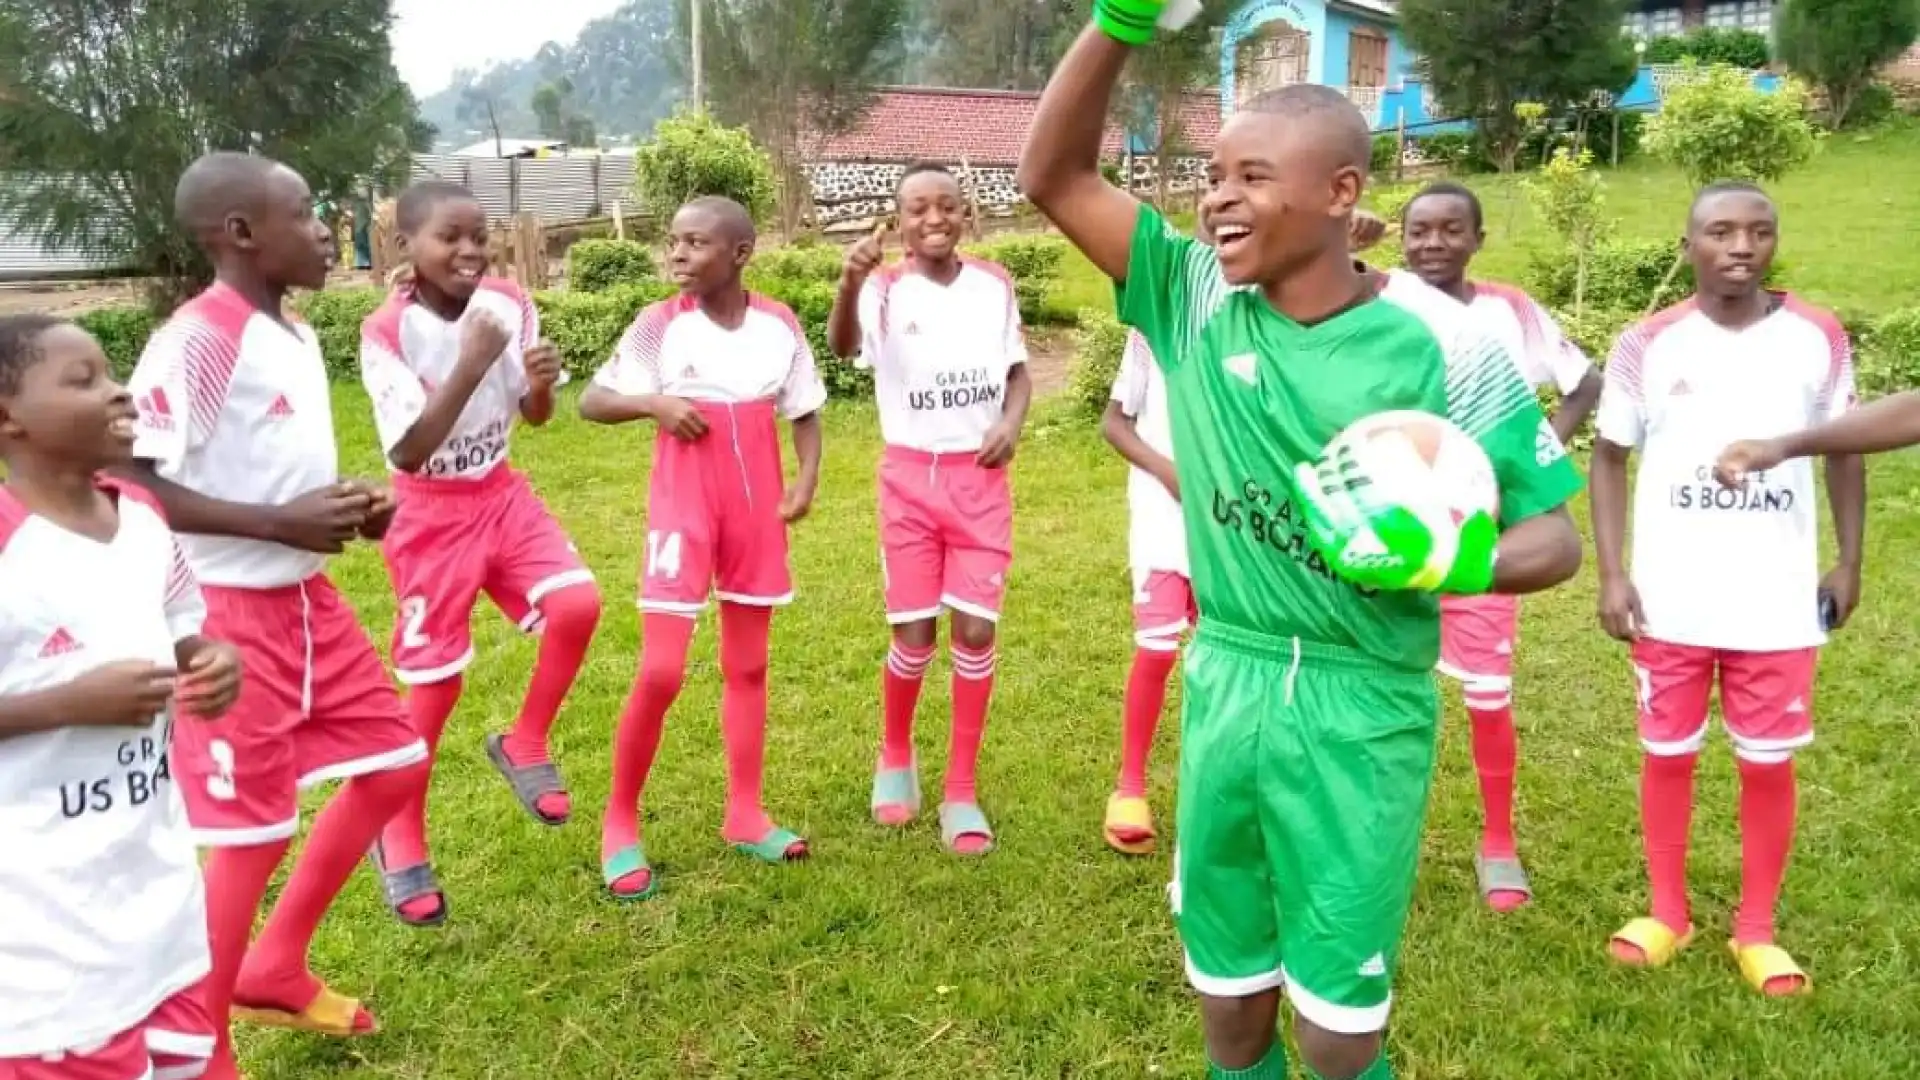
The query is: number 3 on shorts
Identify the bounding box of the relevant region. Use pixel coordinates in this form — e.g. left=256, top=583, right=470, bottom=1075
left=207, top=738, right=238, bottom=801
left=646, top=530, right=683, bottom=581
left=400, top=595, right=430, bottom=648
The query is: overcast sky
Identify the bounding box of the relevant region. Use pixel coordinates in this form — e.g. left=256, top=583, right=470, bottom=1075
left=391, top=0, right=626, bottom=95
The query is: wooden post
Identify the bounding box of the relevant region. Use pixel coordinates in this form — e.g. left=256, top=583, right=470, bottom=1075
left=1395, top=114, right=1406, bottom=182
left=371, top=198, right=401, bottom=285
left=612, top=201, right=626, bottom=240
left=513, top=212, right=547, bottom=289
left=1611, top=110, right=1621, bottom=168
left=959, top=155, right=980, bottom=238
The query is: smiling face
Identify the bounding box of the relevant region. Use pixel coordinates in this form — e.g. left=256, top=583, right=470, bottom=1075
left=1401, top=192, right=1482, bottom=292
left=1686, top=188, right=1776, bottom=300
left=402, top=194, right=490, bottom=305
left=666, top=203, right=751, bottom=296
left=0, top=323, right=137, bottom=471
left=1199, top=109, right=1361, bottom=287
left=898, top=169, right=965, bottom=263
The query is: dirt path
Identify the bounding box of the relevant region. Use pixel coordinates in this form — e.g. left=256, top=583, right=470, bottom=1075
left=1025, top=327, right=1076, bottom=398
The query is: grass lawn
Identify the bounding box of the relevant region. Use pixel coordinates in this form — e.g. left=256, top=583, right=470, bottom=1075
left=235, top=127, right=1920, bottom=1079
left=241, top=382, right=1920, bottom=1080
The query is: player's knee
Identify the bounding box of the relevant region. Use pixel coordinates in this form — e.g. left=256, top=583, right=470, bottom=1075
left=636, top=654, right=689, bottom=700
left=351, top=757, right=432, bottom=806
left=892, top=619, right=938, bottom=651
left=540, top=584, right=602, bottom=639
left=1293, top=1018, right=1383, bottom=1080
left=1198, top=992, right=1281, bottom=1069
left=950, top=612, right=997, bottom=652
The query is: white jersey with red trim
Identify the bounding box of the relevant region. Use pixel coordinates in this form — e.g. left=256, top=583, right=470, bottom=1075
left=360, top=278, right=535, bottom=480
left=856, top=258, right=1028, bottom=454
left=591, top=292, right=827, bottom=420
left=1596, top=294, right=1857, bottom=651
left=1111, top=329, right=1186, bottom=578
left=127, top=282, right=339, bottom=588
left=0, top=480, right=209, bottom=1058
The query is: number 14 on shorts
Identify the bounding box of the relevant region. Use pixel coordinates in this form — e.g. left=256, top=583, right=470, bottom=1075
left=646, top=530, right=683, bottom=581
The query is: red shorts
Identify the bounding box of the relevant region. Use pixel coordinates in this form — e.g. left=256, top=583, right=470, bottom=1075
left=172, top=576, right=426, bottom=845
left=0, top=983, right=213, bottom=1080
left=1437, top=593, right=1520, bottom=710
left=1132, top=570, right=1195, bottom=649
left=641, top=401, right=792, bottom=616
left=1631, top=637, right=1818, bottom=762
left=383, top=467, right=595, bottom=684
left=878, top=446, right=1014, bottom=624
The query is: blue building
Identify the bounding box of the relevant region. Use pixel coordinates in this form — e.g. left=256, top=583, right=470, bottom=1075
left=1219, top=0, right=1412, bottom=130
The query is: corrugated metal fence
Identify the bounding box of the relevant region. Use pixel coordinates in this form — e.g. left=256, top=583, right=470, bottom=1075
left=407, top=154, right=636, bottom=224
left=0, top=213, right=120, bottom=280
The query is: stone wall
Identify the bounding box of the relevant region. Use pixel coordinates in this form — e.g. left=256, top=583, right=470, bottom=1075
left=805, top=154, right=1209, bottom=228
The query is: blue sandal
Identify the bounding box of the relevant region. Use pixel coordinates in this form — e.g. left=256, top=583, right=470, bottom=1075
left=602, top=843, right=658, bottom=901
left=731, top=825, right=809, bottom=864
left=938, top=802, right=995, bottom=856
left=870, top=759, right=922, bottom=826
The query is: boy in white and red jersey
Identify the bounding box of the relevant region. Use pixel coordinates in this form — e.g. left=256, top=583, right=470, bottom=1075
left=358, top=182, right=601, bottom=928
left=581, top=196, right=826, bottom=900
left=0, top=314, right=241, bottom=1080
left=1591, top=181, right=1865, bottom=996
left=118, top=153, right=430, bottom=1074
left=826, top=163, right=1033, bottom=857
left=1396, top=181, right=1601, bottom=912
left=1099, top=328, right=1188, bottom=856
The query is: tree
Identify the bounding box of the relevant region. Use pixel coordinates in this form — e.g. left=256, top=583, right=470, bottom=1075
left=0, top=0, right=428, bottom=308
left=532, top=77, right=599, bottom=148
left=1775, top=0, right=1919, bottom=128
left=918, top=0, right=1076, bottom=90
left=1104, top=0, right=1231, bottom=208
left=457, top=84, right=510, bottom=155
left=675, top=0, right=908, bottom=238
left=1523, top=146, right=1607, bottom=315
left=1400, top=0, right=1638, bottom=172
left=632, top=109, right=777, bottom=224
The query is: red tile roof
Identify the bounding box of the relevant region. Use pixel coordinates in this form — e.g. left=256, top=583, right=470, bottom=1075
left=805, top=85, right=1222, bottom=165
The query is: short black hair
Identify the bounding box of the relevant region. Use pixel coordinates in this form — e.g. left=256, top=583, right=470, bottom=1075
left=679, top=195, right=756, bottom=245
left=1405, top=180, right=1483, bottom=232
left=0, top=313, right=65, bottom=396
left=174, top=151, right=283, bottom=239
left=396, top=180, right=479, bottom=234
left=1242, top=84, right=1374, bottom=175
left=1689, top=179, right=1772, bottom=228
left=897, top=160, right=958, bottom=195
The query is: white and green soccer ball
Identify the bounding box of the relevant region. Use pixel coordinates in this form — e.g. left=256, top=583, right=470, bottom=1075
left=1316, top=410, right=1500, bottom=590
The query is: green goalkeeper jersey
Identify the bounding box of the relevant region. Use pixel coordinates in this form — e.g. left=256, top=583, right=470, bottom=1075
left=1116, top=206, right=1584, bottom=672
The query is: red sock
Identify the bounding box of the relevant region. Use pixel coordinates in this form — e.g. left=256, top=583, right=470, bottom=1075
left=718, top=602, right=778, bottom=843
left=196, top=841, right=290, bottom=1080
left=502, top=585, right=602, bottom=821
left=237, top=763, right=423, bottom=1022
left=601, top=612, right=695, bottom=864
left=1117, top=645, right=1178, bottom=798
left=1642, top=752, right=1698, bottom=934
left=377, top=677, right=462, bottom=921
left=945, top=643, right=996, bottom=807
left=1735, top=757, right=1798, bottom=945
left=1469, top=705, right=1518, bottom=858
left=880, top=638, right=935, bottom=770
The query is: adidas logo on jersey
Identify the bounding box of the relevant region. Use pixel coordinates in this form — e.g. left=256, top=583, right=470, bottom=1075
left=1223, top=353, right=1258, bottom=385
left=39, top=627, right=82, bottom=659
left=1670, top=378, right=1692, bottom=396
left=680, top=363, right=699, bottom=380
left=1357, top=953, right=1387, bottom=978
left=1535, top=419, right=1568, bottom=467
left=1786, top=697, right=1807, bottom=714
left=903, top=321, right=921, bottom=335
left=137, top=388, right=174, bottom=431
left=266, top=394, right=295, bottom=420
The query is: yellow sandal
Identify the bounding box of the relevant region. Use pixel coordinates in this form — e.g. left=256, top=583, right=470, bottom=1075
left=1728, top=940, right=1811, bottom=997
left=1103, top=793, right=1157, bottom=856
left=232, top=984, right=377, bottom=1037
left=1608, top=917, right=1695, bottom=968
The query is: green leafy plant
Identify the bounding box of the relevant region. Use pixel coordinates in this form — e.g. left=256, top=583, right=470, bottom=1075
left=631, top=109, right=778, bottom=226
left=1524, top=147, right=1608, bottom=315
left=568, top=239, right=657, bottom=293
left=1067, top=308, right=1129, bottom=417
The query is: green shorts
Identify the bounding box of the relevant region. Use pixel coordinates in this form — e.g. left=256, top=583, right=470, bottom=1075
left=1172, top=620, right=1440, bottom=1035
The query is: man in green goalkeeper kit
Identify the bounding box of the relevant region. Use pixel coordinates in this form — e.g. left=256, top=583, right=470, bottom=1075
left=1017, top=5, right=1585, bottom=1079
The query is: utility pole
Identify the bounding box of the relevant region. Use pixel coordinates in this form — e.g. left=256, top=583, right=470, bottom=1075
left=690, top=0, right=704, bottom=111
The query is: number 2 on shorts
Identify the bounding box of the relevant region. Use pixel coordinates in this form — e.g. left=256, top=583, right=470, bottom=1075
left=646, top=530, right=683, bottom=581
left=400, top=596, right=430, bottom=648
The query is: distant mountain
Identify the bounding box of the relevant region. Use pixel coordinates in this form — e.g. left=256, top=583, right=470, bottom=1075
left=417, top=0, right=680, bottom=149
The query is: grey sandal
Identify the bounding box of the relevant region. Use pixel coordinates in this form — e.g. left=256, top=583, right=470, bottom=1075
left=368, top=840, right=447, bottom=928
left=484, top=733, right=570, bottom=825
left=1475, top=852, right=1533, bottom=908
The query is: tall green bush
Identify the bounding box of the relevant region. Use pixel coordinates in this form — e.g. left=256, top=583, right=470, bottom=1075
left=632, top=110, right=777, bottom=225
left=568, top=239, right=657, bottom=292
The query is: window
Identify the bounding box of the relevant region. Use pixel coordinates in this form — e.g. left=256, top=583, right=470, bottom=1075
left=1649, top=7, right=1683, bottom=35
left=1741, top=0, right=1774, bottom=31
left=1706, top=2, right=1740, bottom=26
left=1348, top=28, right=1389, bottom=89
left=1622, top=12, right=1649, bottom=38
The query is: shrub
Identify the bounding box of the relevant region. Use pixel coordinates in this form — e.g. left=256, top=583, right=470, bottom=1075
left=568, top=239, right=657, bottom=293
left=75, top=306, right=158, bottom=379
left=1643, top=28, right=1771, bottom=69
left=296, top=288, right=386, bottom=381
left=1550, top=306, right=1637, bottom=363
left=745, top=244, right=844, bottom=286
left=1410, top=131, right=1479, bottom=171
left=1527, top=239, right=1686, bottom=312
left=1842, top=81, right=1896, bottom=130
left=1583, top=110, right=1645, bottom=165
left=1371, top=133, right=1402, bottom=175
left=533, top=282, right=675, bottom=379
left=632, top=109, right=777, bottom=226
left=969, top=235, right=1072, bottom=326
left=1857, top=306, right=1920, bottom=398
left=1643, top=62, right=1821, bottom=186
left=1068, top=308, right=1129, bottom=417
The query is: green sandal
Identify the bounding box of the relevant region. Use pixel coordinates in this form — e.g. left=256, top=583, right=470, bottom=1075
left=602, top=843, right=658, bottom=901
left=871, top=760, right=921, bottom=827
left=939, top=801, right=995, bottom=856
left=731, top=825, right=809, bottom=864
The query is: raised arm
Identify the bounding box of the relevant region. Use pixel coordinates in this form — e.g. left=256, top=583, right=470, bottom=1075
left=1017, top=25, right=1145, bottom=283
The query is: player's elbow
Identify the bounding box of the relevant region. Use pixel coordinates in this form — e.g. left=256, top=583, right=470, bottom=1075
left=577, top=387, right=620, bottom=424
left=1493, top=509, right=1582, bottom=595
left=1099, top=403, right=1131, bottom=449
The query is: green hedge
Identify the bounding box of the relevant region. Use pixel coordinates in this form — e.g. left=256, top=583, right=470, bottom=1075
left=567, top=239, right=657, bottom=292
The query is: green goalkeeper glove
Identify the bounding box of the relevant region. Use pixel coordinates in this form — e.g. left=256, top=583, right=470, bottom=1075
left=1290, top=447, right=1500, bottom=596
left=1094, top=0, right=1201, bottom=45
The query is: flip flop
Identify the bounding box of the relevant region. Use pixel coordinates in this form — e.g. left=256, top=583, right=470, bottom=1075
left=232, top=984, right=376, bottom=1037
left=1608, top=916, right=1695, bottom=968
left=1474, top=852, right=1532, bottom=912
left=602, top=843, right=658, bottom=901
left=485, top=733, right=570, bottom=826
left=1728, top=939, right=1812, bottom=997
left=871, top=759, right=921, bottom=827
left=939, top=801, right=995, bottom=856
left=732, top=825, right=809, bottom=864
left=367, top=839, right=447, bottom=928
left=1103, top=793, right=1157, bottom=855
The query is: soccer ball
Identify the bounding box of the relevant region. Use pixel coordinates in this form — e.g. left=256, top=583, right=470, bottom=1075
left=1321, top=410, right=1499, bottom=583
